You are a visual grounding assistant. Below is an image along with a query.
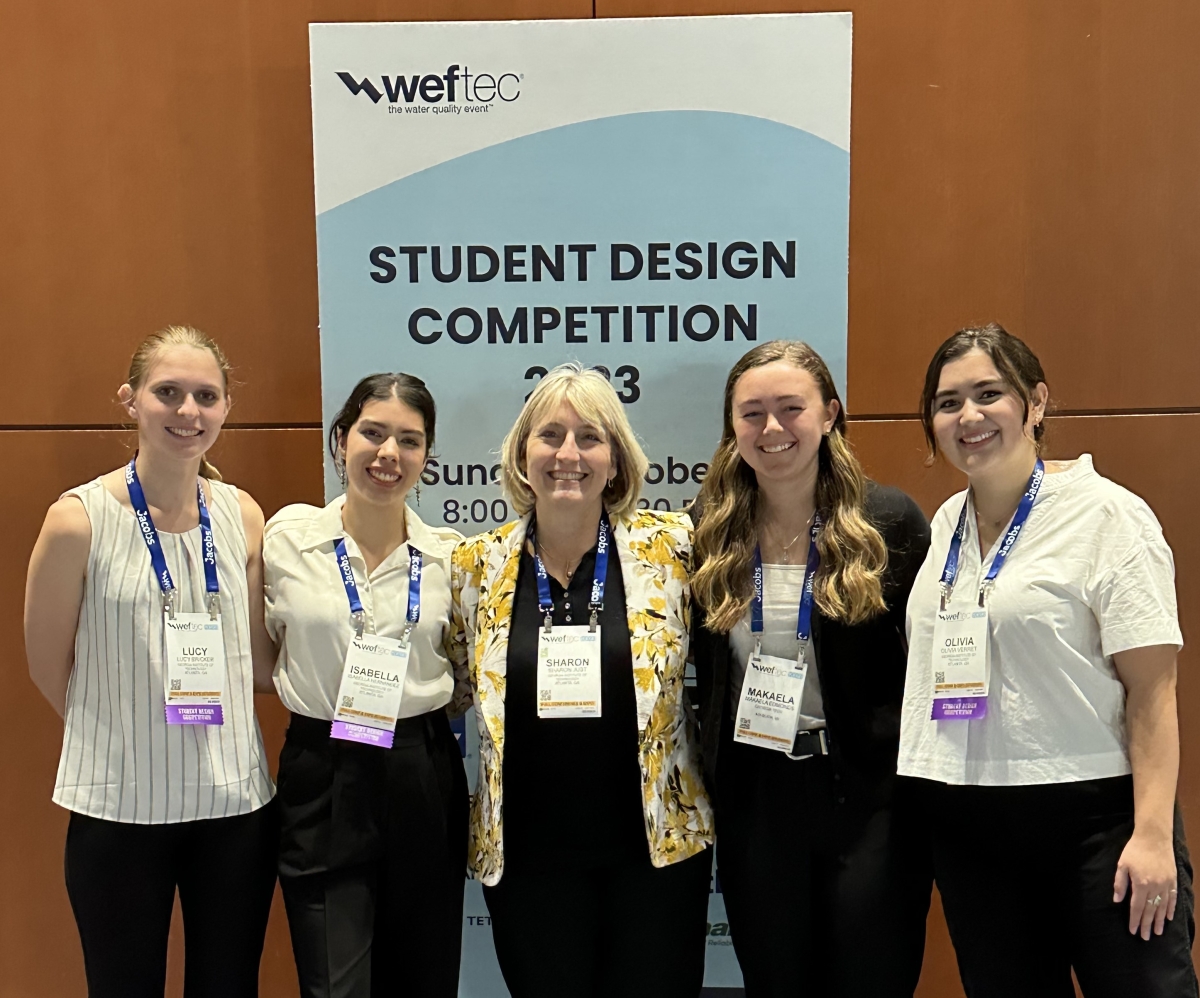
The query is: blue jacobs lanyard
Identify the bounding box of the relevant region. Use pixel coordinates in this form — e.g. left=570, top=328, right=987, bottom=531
left=751, top=514, right=822, bottom=655
left=125, top=457, right=219, bottom=618
left=530, top=513, right=610, bottom=633
left=940, top=458, right=1045, bottom=609
left=335, top=538, right=422, bottom=641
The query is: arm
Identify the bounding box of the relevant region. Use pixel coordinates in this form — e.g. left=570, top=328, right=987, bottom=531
left=1112, top=643, right=1180, bottom=939
left=24, top=497, right=91, bottom=717
left=238, top=490, right=277, bottom=694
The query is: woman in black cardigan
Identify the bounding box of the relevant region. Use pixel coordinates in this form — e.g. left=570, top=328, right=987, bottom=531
left=691, top=341, right=932, bottom=998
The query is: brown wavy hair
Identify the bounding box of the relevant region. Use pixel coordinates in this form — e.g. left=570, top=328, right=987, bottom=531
left=692, top=341, right=887, bottom=632
left=126, top=325, right=232, bottom=480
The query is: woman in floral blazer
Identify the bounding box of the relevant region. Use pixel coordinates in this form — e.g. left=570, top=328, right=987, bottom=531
left=449, top=363, right=713, bottom=998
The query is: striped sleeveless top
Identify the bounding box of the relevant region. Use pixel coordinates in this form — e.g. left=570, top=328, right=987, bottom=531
left=53, top=476, right=274, bottom=823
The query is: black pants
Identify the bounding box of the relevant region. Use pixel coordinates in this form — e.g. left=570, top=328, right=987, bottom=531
left=277, top=710, right=468, bottom=998
left=715, top=735, right=931, bottom=998
left=483, top=848, right=712, bottom=998
left=64, top=802, right=278, bottom=998
left=916, top=776, right=1198, bottom=998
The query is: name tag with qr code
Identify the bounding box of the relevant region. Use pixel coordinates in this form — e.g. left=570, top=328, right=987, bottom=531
left=537, top=626, right=602, bottom=718
left=930, top=605, right=989, bottom=720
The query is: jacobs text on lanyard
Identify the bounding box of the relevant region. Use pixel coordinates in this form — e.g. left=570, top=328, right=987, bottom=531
left=125, top=457, right=225, bottom=725
left=330, top=537, right=423, bottom=748
left=930, top=459, right=1044, bottom=721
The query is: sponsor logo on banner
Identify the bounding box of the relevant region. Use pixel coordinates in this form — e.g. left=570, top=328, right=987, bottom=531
left=337, top=66, right=522, bottom=109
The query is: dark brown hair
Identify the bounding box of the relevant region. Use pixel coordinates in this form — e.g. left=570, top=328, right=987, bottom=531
left=328, top=373, right=437, bottom=475
left=919, top=323, right=1048, bottom=457
left=692, top=340, right=887, bottom=631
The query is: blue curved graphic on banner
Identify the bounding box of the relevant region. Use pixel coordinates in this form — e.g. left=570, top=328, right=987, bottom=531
left=317, top=111, right=849, bottom=507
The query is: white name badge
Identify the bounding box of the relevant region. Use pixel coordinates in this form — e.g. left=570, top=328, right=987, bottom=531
left=163, top=613, right=226, bottom=725
left=331, top=634, right=412, bottom=748
left=930, top=605, right=990, bottom=720
left=537, top=626, right=602, bottom=718
left=733, top=650, right=808, bottom=752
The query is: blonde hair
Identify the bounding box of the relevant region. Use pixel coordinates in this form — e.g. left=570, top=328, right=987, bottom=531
left=127, top=325, right=231, bottom=481
left=500, top=363, right=648, bottom=518
left=692, top=341, right=888, bottom=631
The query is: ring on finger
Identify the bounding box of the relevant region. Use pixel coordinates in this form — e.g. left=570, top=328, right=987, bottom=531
left=1148, top=894, right=1163, bottom=907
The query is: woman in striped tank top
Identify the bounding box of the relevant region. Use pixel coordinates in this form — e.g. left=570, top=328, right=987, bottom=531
left=24, top=325, right=278, bottom=998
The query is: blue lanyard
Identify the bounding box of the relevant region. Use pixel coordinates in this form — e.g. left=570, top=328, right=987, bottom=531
left=530, top=513, right=610, bottom=632
left=751, top=515, right=821, bottom=654
left=940, top=458, right=1045, bottom=608
left=125, top=457, right=219, bottom=618
left=334, top=538, right=423, bottom=641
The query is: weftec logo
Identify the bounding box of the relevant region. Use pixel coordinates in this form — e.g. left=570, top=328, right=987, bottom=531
left=337, top=65, right=521, bottom=105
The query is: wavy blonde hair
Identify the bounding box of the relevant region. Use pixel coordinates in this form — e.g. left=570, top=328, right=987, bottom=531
left=126, top=324, right=231, bottom=481
left=500, top=363, right=649, bottom=518
left=692, top=341, right=887, bottom=631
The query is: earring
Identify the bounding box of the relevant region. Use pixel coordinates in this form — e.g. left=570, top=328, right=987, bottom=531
left=336, top=459, right=347, bottom=488
left=414, top=483, right=422, bottom=506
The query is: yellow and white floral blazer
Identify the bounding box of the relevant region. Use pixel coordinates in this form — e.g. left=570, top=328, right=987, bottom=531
left=448, top=508, right=714, bottom=886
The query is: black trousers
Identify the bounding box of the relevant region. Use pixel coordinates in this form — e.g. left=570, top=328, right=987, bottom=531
left=915, top=776, right=1198, bottom=998
left=483, top=848, right=712, bottom=998
left=64, top=802, right=278, bottom=998
left=277, top=710, right=469, bottom=998
left=715, top=735, right=931, bottom=998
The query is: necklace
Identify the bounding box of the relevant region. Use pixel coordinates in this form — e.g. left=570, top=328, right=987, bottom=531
left=534, top=542, right=581, bottom=583
left=763, top=513, right=815, bottom=565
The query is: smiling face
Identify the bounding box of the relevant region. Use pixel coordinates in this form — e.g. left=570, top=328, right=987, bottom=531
left=524, top=402, right=616, bottom=514
left=121, top=345, right=229, bottom=463
left=338, top=394, right=428, bottom=508
left=930, top=348, right=1047, bottom=479
left=731, top=361, right=839, bottom=489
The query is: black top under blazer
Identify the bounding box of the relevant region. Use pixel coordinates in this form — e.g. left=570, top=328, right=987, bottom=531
left=691, top=482, right=931, bottom=807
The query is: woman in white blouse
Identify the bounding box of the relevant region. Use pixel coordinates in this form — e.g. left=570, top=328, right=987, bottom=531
left=899, top=323, right=1196, bottom=997
left=264, top=373, right=467, bottom=998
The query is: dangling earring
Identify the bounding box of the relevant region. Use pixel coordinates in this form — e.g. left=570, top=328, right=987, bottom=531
left=336, top=457, right=347, bottom=488
left=414, top=483, right=422, bottom=506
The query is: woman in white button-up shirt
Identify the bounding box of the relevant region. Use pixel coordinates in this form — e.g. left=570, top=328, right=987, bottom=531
left=899, top=324, right=1196, bottom=998
left=264, top=373, right=468, bottom=998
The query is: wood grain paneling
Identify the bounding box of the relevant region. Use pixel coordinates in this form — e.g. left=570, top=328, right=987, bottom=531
left=0, top=428, right=322, bottom=997
left=0, top=0, right=591, bottom=428
left=593, top=1, right=1200, bottom=417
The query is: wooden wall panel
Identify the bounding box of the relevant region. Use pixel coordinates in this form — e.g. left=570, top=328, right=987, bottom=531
left=592, top=0, right=1200, bottom=417
left=0, top=0, right=591, bottom=428
left=0, top=428, right=322, bottom=997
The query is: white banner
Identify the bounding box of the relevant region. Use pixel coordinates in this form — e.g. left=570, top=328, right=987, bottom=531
left=310, top=14, right=852, bottom=993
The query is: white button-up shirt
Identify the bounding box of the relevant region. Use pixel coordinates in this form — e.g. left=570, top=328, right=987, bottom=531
left=264, top=496, right=462, bottom=721
left=899, top=455, right=1183, bottom=786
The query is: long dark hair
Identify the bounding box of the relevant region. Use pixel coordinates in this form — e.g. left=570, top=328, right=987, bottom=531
left=328, top=373, right=437, bottom=476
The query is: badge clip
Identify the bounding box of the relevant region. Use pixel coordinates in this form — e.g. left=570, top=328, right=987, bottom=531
left=939, top=582, right=952, bottom=612
left=400, top=623, right=413, bottom=648
left=206, top=592, right=220, bottom=620
left=543, top=611, right=553, bottom=634
left=162, top=589, right=177, bottom=620
left=978, top=580, right=994, bottom=607
left=589, top=607, right=601, bottom=633
left=352, top=611, right=365, bottom=639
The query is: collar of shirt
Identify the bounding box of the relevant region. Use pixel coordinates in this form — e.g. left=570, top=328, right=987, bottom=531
left=296, top=494, right=458, bottom=560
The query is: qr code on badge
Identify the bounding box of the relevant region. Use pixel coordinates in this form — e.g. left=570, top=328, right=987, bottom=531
left=539, top=689, right=551, bottom=701
left=935, top=671, right=945, bottom=684
left=738, top=717, right=751, bottom=731
left=341, top=696, right=354, bottom=708
left=170, top=680, right=182, bottom=691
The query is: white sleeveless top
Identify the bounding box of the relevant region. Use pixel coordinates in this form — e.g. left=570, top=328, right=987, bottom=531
left=53, top=476, right=275, bottom=823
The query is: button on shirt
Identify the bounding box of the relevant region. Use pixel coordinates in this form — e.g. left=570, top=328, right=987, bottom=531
left=264, top=497, right=462, bottom=721
left=899, top=455, right=1183, bottom=787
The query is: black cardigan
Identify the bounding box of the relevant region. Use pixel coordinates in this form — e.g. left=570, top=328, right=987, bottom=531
left=691, top=482, right=931, bottom=805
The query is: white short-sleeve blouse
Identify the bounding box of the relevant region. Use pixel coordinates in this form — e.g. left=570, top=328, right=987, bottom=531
left=898, top=455, right=1182, bottom=787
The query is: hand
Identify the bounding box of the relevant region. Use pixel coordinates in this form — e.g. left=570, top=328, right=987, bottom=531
left=1113, top=831, right=1178, bottom=940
